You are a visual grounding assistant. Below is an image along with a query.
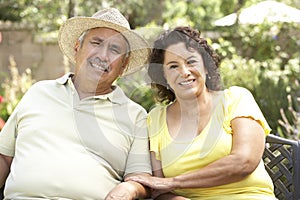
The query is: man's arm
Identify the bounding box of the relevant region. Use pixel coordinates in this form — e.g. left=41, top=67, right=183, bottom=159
left=105, top=173, right=151, bottom=200
left=0, top=154, right=12, bottom=187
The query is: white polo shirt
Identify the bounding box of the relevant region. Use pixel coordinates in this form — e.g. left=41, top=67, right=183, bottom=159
left=0, top=73, right=151, bottom=200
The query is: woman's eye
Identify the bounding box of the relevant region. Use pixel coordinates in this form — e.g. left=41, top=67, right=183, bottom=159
left=187, top=60, right=197, bottom=65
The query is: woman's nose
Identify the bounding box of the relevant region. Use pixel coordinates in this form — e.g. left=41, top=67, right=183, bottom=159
left=179, top=65, right=191, bottom=78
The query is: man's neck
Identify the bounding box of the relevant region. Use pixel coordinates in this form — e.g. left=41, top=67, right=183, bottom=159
left=72, top=76, right=114, bottom=99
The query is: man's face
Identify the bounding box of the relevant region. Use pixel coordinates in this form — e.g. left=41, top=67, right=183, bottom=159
left=74, top=27, right=129, bottom=94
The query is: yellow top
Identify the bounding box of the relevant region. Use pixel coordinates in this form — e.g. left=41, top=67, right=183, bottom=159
left=148, top=86, right=276, bottom=200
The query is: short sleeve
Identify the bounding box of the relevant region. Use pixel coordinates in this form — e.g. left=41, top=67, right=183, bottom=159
left=124, top=110, right=152, bottom=176
left=0, top=108, right=18, bottom=156
left=224, top=86, right=271, bottom=136
left=0, top=94, right=26, bottom=157
left=147, top=106, right=166, bottom=161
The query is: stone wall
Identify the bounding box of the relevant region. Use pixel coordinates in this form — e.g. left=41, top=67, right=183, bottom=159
left=0, top=21, right=74, bottom=85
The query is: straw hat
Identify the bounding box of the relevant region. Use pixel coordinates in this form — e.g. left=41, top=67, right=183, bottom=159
left=58, top=8, right=150, bottom=76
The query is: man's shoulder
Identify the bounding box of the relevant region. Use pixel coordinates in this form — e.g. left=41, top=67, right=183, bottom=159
left=25, top=79, right=65, bottom=97
left=126, top=98, right=147, bottom=115
left=114, top=86, right=147, bottom=114
left=30, top=79, right=60, bottom=89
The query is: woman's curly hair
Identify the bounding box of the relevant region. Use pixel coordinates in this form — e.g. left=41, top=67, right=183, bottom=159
left=148, top=26, right=222, bottom=104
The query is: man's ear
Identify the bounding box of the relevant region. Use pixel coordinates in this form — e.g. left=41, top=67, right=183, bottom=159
left=74, top=40, right=81, bottom=62
left=74, top=40, right=80, bottom=53
left=122, top=56, right=130, bottom=69
left=119, top=56, right=130, bottom=76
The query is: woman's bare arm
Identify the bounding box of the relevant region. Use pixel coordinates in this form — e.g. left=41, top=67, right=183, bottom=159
left=127, top=117, right=266, bottom=191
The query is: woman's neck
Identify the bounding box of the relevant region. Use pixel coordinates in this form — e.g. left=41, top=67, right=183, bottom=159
left=174, top=90, right=213, bottom=116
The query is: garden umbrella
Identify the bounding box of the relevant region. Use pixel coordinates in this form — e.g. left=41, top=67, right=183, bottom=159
left=214, top=0, right=300, bottom=26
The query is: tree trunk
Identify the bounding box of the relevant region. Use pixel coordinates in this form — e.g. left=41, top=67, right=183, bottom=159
left=68, top=0, right=76, bottom=18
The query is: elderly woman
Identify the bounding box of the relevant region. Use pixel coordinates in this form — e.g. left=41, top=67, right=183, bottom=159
left=126, top=26, right=276, bottom=200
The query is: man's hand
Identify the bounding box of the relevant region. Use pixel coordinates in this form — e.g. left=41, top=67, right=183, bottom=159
left=105, top=181, right=138, bottom=200
left=125, top=175, right=189, bottom=199
left=105, top=179, right=150, bottom=200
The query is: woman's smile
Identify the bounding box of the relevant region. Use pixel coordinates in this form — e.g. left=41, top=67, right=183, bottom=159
left=178, top=79, right=196, bottom=86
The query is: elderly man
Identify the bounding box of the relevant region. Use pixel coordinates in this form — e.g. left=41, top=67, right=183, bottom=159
left=0, top=8, right=151, bottom=199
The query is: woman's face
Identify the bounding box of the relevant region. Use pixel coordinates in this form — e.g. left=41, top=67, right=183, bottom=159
left=163, top=42, right=207, bottom=100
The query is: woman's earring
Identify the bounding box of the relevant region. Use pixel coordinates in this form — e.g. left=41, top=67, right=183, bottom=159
left=206, top=73, right=211, bottom=80
left=166, top=84, right=170, bottom=90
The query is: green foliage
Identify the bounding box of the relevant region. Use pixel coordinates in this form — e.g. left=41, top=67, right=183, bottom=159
left=228, top=22, right=300, bottom=64
left=254, top=71, right=289, bottom=132
left=219, top=41, right=300, bottom=133
left=220, top=55, right=261, bottom=91
left=214, top=7, right=300, bottom=135
left=278, top=93, right=300, bottom=140
left=277, top=59, right=300, bottom=139
left=219, top=0, right=240, bottom=15
left=186, top=0, right=224, bottom=30
left=117, top=69, right=156, bottom=112
left=0, top=56, right=35, bottom=121
left=0, top=0, right=24, bottom=21
left=128, top=85, right=155, bottom=112
left=162, top=1, right=192, bottom=28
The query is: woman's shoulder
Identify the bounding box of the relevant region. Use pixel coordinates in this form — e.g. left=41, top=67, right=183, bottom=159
left=225, top=85, right=251, bottom=93
left=148, top=104, right=167, bottom=115
left=224, top=86, right=253, bottom=99
left=147, top=104, right=168, bottom=129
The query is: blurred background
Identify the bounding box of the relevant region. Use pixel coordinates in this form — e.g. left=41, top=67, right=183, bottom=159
left=0, top=0, right=299, bottom=139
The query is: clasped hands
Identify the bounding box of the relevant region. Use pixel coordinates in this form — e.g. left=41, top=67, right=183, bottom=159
left=125, top=175, right=175, bottom=199
left=105, top=174, right=187, bottom=200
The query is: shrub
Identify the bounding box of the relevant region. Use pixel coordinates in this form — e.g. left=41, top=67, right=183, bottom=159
left=278, top=94, right=300, bottom=140
left=220, top=54, right=293, bottom=131
left=0, top=56, right=35, bottom=122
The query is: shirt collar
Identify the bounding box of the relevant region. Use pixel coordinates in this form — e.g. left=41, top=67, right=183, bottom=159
left=56, top=72, right=73, bottom=85
left=56, top=73, right=128, bottom=105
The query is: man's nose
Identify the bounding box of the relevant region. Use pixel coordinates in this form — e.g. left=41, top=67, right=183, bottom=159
left=97, top=45, right=109, bottom=61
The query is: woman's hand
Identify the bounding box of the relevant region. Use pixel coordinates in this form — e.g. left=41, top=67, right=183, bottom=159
left=125, top=174, right=176, bottom=198
left=125, top=174, right=174, bottom=191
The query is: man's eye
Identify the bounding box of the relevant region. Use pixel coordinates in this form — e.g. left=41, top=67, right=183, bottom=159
left=110, top=47, right=121, bottom=54
left=169, top=65, right=178, bottom=69
left=91, top=40, right=102, bottom=45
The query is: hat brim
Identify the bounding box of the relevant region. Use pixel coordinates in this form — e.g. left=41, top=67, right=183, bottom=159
left=58, top=17, right=150, bottom=76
